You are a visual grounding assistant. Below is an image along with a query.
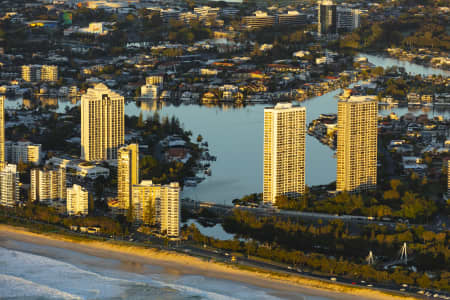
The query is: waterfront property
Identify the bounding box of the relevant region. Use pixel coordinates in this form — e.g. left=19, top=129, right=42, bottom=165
left=263, top=103, right=306, bottom=204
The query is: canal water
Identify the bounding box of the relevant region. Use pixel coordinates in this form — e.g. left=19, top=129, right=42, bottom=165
left=5, top=55, right=449, bottom=206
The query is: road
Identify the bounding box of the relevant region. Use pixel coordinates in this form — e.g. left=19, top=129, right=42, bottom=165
left=182, top=199, right=447, bottom=232
left=1, top=214, right=448, bottom=300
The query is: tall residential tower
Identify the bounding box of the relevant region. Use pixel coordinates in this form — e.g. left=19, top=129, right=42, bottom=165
left=81, top=83, right=124, bottom=161
left=263, top=103, right=306, bottom=204
left=336, top=96, right=378, bottom=192
left=118, top=144, right=139, bottom=210
left=318, top=0, right=337, bottom=36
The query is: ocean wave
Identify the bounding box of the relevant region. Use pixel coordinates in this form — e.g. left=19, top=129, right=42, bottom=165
left=0, top=274, right=82, bottom=299
left=0, top=246, right=283, bottom=300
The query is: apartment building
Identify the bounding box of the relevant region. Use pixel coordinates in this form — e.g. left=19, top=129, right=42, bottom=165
left=336, top=96, right=378, bottom=192
left=30, top=167, right=66, bottom=203
left=263, top=103, right=306, bottom=204
left=81, top=83, right=124, bottom=161
left=5, top=141, right=41, bottom=165
left=0, top=164, right=19, bottom=207
left=118, top=144, right=139, bottom=210
left=67, top=184, right=89, bottom=216
left=132, top=181, right=180, bottom=237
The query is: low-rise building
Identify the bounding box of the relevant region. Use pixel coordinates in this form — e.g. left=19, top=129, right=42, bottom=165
left=132, top=181, right=180, bottom=238
left=30, top=167, right=66, bottom=204
left=67, top=184, right=89, bottom=216
left=0, top=164, right=19, bottom=207
left=5, top=141, right=41, bottom=165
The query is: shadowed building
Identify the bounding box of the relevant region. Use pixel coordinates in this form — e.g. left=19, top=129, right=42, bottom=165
left=318, top=0, right=337, bottom=36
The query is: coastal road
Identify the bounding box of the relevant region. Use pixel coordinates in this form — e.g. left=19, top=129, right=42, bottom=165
left=2, top=215, right=447, bottom=300
left=182, top=199, right=447, bottom=232
left=170, top=243, right=445, bottom=300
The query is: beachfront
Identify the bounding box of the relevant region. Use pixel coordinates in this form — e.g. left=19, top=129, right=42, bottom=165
left=0, top=225, right=418, bottom=300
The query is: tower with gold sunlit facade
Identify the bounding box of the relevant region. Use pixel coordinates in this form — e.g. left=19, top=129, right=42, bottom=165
left=263, top=103, right=306, bottom=204
left=336, top=96, right=377, bottom=192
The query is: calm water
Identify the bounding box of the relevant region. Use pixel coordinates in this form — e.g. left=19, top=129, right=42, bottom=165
left=5, top=55, right=449, bottom=206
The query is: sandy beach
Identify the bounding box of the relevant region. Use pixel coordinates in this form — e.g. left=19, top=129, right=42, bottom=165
left=0, top=224, right=418, bottom=300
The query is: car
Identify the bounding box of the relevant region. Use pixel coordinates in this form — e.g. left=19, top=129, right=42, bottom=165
left=351, top=282, right=356, bottom=285
left=401, top=284, right=408, bottom=288
left=400, top=288, right=405, bottom=292
left=367, top=284, right=373, bottom=287
left=330, top=277, right=337, bottom=281
left=417, top=290, right=424, bottom=294
left=361, top=281, right=366, bottom=283
left=287, top=266, right=293, bottom=270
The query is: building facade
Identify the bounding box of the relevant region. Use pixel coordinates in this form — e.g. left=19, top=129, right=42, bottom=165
left=278, top=11, right=307, bottom=26
left=145, top=75, right=164, bottom=87
left=140, top=84, right=159, bottom=100
left=5, top=141, right=41, bottom=165
left=67, top=184, right=89, bottom=216
left=40, top=65, right=58, bottom=82
left=21, top=65, right=41, bottom=82
left=337, top=8, right=360, bottom=32
left=0, top=164, right=19, bottom=207
left=132, top=180, right=180, bottom=237
left=30, top=167, right=66, bottom=203
left=0, top=96, right=4, bottom=166
left=81, top=83, right=124, bottom=161
left=243, top=11, right=276, bottom=29
left=448, top=160, right=450, bottom=198
left=263, top=103, right=306, bottom=204
left=318, top=0, right=337, bottom=36
left=336, top=96, right=378, bottom=192
left=21, top=65, right=58, bottom=82
left=118, top=144, right=139, bottom=210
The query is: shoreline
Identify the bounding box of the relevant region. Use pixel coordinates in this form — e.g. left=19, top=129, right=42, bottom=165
left=0, top=224, right=418, bottom=300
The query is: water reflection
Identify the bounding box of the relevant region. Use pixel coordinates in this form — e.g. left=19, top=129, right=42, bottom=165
left=183, top=220, right=235, bottom=240
left=3, top=54, right=448, bottom=205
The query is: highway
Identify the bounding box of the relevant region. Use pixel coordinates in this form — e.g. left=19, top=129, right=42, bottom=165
left=2, top=214, right=448, bottom=300
left=182, top=199, right=448, bottom=232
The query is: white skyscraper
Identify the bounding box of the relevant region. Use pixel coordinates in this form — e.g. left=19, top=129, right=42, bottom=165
left=67, top=184, right=89, bottom=216
left=81, top=83, right=124, bottom=161
left=0, top=164, right=19, bottom=207
left=263, top=103, right=306, bottom=204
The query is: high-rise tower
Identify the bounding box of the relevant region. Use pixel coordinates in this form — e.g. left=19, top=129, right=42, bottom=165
left=81, top=83, right=124, bottom=161
left=263, top=103, right=306, bottom=204
left=336, top=96, right=378, bottom=192
left=118, top=144, right=139, bottom=210
left=318, top=0, right=337, bottom=36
